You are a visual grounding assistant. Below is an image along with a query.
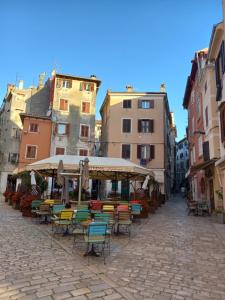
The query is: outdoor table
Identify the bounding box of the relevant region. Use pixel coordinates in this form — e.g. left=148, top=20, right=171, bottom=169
left=81, top=220, right=100, bottom=257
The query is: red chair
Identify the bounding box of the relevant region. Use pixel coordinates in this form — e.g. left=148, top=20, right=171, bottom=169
left=90, top=200, right=102, bottom=212
left=117, top=204, right=129, bottom=212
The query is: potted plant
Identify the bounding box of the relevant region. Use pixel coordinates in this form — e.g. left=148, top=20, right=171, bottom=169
left=215, top=189, right=225, bottom=224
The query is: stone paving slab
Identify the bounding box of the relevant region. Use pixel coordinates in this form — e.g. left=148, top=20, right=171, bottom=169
left=1, top=195, right=225, bottom=299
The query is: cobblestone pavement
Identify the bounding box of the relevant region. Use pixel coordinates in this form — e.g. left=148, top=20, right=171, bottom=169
left=1, top=196, right=225, bottom=300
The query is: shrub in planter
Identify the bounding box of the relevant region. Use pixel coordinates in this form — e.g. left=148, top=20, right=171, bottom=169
left=20, top=194, right=38, bottom=217
left=12, top=191, right=23, bottom=209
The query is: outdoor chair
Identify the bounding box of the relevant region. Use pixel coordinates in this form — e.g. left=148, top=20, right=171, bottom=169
left=90, top=200, right=102, bottom=213
left=52, top=204, right=65, bottom=216
left=52, top=209, right=74, bottom=237
left=187, top=200, right=198, bottom=216
left=197, top=202, right=210, bottom=216
left=84, top=222, right=108, bottom=264
left=77, top=204, right=89, bottom=210
left=116, top=211, right=132, bottom=236
left=94, top=213, right=112, bottom=251
left=131, top=203, right=142, bottom=218
left=36, top=203, right=51, bottom=223
left=31, top=200, right=42, bottom=218
left=72, top=210, right=91, bottom=246
left=102, top=205, right=115, bottom=233
left=117, top=204, right=129, bottom=212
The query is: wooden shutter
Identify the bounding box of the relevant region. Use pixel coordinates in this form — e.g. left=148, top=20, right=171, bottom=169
left=138, top=120, right=141, bottom=132
left=137, top=145, right=141, bottom=159
left=67, top=80, right=72, bottom=88
left=66, top=124, right=70, bottom=135
left=221, top=41, right=225, bottom=74
left=56, top=79, right=62, bottom=88
left=150, top=145, right=155, bottom=159
left=138, top=100, right=142, bottom=108
left=54, top=123, right=58, bottom=134
left=91, top=83, right=94, bottom=92
left=203, top=142, right=210, bottom=161
left=150, top=100, right=154, bottom=108
left=149, top=119, right=154, bottom=132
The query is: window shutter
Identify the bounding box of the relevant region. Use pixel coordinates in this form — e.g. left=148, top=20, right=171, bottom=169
left=150, top=145, right=155, bottom=159
left=221, top=41, right=225, bottom=74
left=91, top=83, right=94, bottom=92
left=66, top=124, right=70, bottom=135
left=138, top=100, right=142, bottom=108
left=79, top=82, right=83, bottom=91
left=150, top=100, right=154, bottom=108
left=137, top=145, right=141, bottom=159
left=138, top=120, right=141, bottom=132
left=54, top=124, right=58, bottom=134
left=56, top=79, right=62, bottom=88
left=150, top=119, right=154, bottom=132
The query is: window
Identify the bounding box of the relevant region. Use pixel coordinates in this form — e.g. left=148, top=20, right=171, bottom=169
left=205, top=106, right=208, bottom=128
left=215, top=41, right=225, bottom=101
left=196, top=94, right=201, bottom=119
left=198, top=136, right=203, bottom=157
left=29, top=123, right=38, bottom=133
left=82, top=102, right=90, bottom=114
left=122, top=119, right=131, bottom=133
left=62, top=80, right=72, bottom=88
left=60, top=99, right=69, bottom=111
left=80, top=125, right=89, bottom=137
left=138, top=99, right=154, bottom=109
left=56, top=79, right=72, bottom=89
left=8, top=153, right=18, bottom=164
left=180, top=153, right=183, bottom=159
left=11, top=127, right=21, bottom=138
left=123, top=99, right=132, bottom=108
left=80, top=82, right=94, bottom=92
left=55, top=147, right=65, bottom=155
left=57, top=123, right=67, bottom=135
left=122, top=144, right=130, bottom=159
left=79, top=149, right=88, bottom=156
left=138, top=119, right=154, bottom=133
left=26, top=146, right=37, bottom=159
left=137, top=144, right=155, bottom=160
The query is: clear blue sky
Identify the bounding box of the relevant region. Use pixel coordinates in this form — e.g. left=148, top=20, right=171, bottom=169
left=0, top=0, right=222, bottom=140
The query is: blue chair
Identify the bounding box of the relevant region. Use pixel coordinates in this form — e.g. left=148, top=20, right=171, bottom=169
left=52, top=204, right=65, bottom=216
left=131, top=203, right=142, bottom=216
left=84, top=222, right=108, bottom=264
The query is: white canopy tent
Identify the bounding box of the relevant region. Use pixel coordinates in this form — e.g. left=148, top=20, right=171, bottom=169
left=16, top=155, right=152, bottom=181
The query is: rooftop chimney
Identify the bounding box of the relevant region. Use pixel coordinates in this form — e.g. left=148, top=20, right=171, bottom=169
left=126, top=85, right=133, bottom=92
left=38, top=72, right=45, bottom=90
left=90, top=74, right=96, bottom=79
left=160, top=83, right=166, bottom=92
left=18, top=80, right=24, bottom=90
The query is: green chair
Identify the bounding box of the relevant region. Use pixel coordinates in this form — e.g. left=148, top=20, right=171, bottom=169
left=52, top=204, right=65, bottom=216
left=72, top=210, right=91, bottom=246
left=52, top=210, right=74, bottom=236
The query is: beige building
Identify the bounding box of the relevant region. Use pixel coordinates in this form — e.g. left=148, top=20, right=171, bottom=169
left=0, top=76, right=49, bottom=194
left=49, top=72, right=101, bottom=157
left=100, top=85, right=175, bottom=199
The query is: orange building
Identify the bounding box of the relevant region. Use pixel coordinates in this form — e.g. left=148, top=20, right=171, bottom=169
left=18, top=114, right=52, bottom=169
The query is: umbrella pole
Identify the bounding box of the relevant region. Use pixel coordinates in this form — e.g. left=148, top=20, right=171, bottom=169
left=51, top=170, right=55, bottom=199
left=78, top=161, right=83, bottom=205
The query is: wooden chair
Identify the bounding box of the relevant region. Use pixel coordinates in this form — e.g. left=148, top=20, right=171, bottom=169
left=52, top=209, right=74, bottom=236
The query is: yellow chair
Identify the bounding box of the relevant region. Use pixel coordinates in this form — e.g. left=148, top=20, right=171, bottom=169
left=44, top=199, right=55, bottom=205
left=52, top=210, right=74, bottom=236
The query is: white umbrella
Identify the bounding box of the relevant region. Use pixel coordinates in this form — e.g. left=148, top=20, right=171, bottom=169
left=142, top=175, right=150, bottom=190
